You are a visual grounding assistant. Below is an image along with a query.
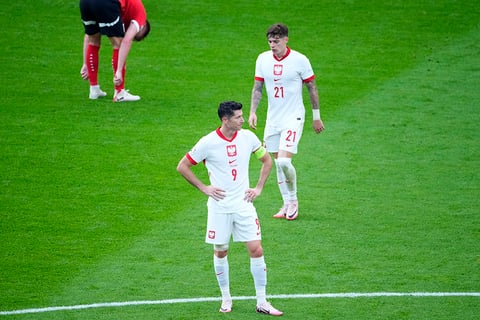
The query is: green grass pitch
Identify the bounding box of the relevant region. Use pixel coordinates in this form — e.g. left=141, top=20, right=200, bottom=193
left=0, top=0, right=479, bottom=319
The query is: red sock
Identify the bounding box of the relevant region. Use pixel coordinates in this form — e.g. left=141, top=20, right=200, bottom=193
left=112, top=49, right=126, bottom=92
left=87, top=44, right=100, bottom=86
left=121, top=65, right=126, bottom=91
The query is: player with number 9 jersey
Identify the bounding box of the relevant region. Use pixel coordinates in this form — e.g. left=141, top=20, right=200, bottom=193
left=177, top=101, right=282, bottom=316
left=186, top=128, right=262, bottom=211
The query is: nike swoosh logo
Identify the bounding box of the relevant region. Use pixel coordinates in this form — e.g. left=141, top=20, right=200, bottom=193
left=287, top=209, right=297, bottom=219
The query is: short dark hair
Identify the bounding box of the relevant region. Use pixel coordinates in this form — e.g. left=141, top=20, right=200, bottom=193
left=218, top=101, right=243, bottom=120
left=266, top=23, right=288, bottom=38
left=134, top=20, right=150, bottom=41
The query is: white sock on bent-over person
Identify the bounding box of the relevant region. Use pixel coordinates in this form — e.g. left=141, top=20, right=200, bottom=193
left=214, top=255, right=231, bottom=300
left=276, top=157, right=297, bottom=201
left=250, top=256, right=267, bottom=305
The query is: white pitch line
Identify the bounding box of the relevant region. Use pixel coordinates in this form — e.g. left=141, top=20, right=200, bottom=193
left=1, top=292, right=479, bottom=316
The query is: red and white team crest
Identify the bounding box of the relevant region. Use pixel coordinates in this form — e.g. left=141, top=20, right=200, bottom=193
left=273, top=64, right=283, bottom=76
left=226, top=145, right=237, bottom=157
left=208, top=230, right=216, bottom=239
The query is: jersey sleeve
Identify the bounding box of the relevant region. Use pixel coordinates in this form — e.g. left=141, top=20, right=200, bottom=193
left=254, top=53, right=265, bottom=81
left=120, top=0, right=147, bottom=30
left=245, top=130, right=262, bottom=153
left=300, top=55, right=315, bottom=82
left=186, top=135, right=209, bottom=165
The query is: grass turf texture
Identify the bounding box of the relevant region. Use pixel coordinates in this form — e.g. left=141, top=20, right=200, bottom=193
left=1, top=0, right=479, bottom=319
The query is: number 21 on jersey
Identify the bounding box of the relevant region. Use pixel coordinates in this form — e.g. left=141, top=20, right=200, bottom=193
left=274, top=86, right=284, bottom=98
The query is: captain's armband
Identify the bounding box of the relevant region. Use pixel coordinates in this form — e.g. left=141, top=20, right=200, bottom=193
left=254, top=146, right=267, bottom=159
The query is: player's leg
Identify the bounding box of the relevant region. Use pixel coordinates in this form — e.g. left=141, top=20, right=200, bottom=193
left=80, top=0, right=106, bottom=99
left=206, top=211, right=233, bottom=313
left=232, top=209, right=282, bottom=315
left=245, top=240, right=267, bottom=304
left=214, top=244, right=232, bottom=313
left=264, top=129, right=289, bottom=218
left=232, top=209, right=266, bottom=305
left=246, top=241, right=282, bottom=316
left=110, top=41, right=124, bottom=94
left=275, top=153, right=297, bottom=219
left=84, top=34, right=102, bottom=87
left=273, top=154, right=291, bottom=218
left=277, top=120, right=304, bottom=220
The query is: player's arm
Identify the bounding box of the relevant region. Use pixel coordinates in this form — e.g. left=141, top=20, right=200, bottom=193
left=80, top=35, right=89, bottom=80
left=177, top=156, right=225, bottom=201
left=113, top=23, right=138, bottom=86
left=305, top=79, right=325, bottom=134
left=244, top=146, right=272, bottom=202
left=249, top=80, right=264, bottom=130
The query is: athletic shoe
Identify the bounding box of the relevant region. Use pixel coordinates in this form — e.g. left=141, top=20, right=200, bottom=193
left=273, top=204, right=288, bottom=219
left=113, top=89, right=140, bottom=102
left=219, top=299, right=232, bottom=313
left=256, top=302, right=283, bottom=316
left=286, top=200, right=298, bottom=220
left=89, top=86, right=107, bottom=100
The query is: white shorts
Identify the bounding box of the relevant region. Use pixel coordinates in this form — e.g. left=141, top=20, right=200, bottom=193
left=264, top=117, right=305, bottom=154
left=205, top=205, right=261, bottom=245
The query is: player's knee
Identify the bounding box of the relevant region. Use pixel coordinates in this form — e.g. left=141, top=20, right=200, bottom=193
left=276, top=157, right=292, bottom=171
left=249, top=245, right=264, bottom=258
left=88, top=34, right=101, bottom=46
left=214, top=244, right=229, bottom=257
left=109, top=36, right=123, bottom=48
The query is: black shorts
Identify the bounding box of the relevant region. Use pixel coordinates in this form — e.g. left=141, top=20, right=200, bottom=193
left=80, top=0, right=125, bottom=37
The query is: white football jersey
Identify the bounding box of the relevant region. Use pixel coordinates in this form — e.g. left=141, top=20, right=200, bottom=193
left=254, top=47, right=315, bottom=125
left=186, top=128, right=262, bottom=211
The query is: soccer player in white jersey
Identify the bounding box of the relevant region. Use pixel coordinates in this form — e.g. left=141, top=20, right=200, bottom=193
left=177, top=101, right=283, bottom=316
left=249, top=23, right=325, bottom=220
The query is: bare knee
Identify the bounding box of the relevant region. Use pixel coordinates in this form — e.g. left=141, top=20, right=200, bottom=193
left=214, top=244, right=229, bottom=258
left=88, top=33, right=101, bottom=47
left=246, top=241, right=264, bottom=258
left=214, top=250, right=228, bottom=258
left=108, top=36, right=123, bottom=48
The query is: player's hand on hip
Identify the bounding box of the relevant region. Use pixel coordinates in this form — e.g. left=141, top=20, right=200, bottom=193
left=204, top=186, right=226, bottom=201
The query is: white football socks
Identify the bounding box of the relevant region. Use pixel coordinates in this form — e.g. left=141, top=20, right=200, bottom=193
left=214, top=255, right=231, bottom=300
left=276, top=157, right=297, bottom=201
left=275, top=158, right=289, bottom=204
left=250, top=256, right=267, bottom=305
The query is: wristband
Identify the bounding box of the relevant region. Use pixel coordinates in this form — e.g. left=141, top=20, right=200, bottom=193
left=312, top=109, right=321, bottom=121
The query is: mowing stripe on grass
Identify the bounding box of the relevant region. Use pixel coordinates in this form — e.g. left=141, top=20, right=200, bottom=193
left=1, top=292, right=479, bottom=315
